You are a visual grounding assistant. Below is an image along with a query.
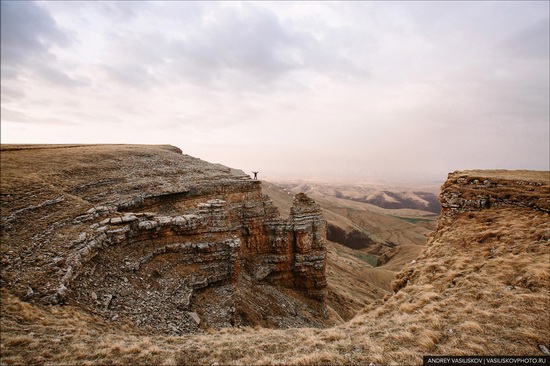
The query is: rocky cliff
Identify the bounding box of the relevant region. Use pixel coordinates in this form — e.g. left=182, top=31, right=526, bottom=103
left=393, top=169, right=549, bottom=293
left=2, top=167, right=549, bottom=365
left=439, top=170, right=549, bottom=216
left=0, top=145, right=327, bottom=334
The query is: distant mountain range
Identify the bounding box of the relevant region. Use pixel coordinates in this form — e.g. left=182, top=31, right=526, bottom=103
left=268, top=180, right=441, bottom=213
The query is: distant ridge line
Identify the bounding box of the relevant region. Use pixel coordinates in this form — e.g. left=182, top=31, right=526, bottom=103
left=0, top=144, right=182, bottom=153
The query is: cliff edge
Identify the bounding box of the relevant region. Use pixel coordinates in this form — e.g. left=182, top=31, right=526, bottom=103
left=1, top=167, right=549, bottom=365
left=384, top=169, right=549, bottom=360
left=0, top=144, right=328, bottom=334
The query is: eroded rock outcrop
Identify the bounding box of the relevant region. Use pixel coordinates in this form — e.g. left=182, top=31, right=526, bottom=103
left=393, top=169, right=549, bottom=293
left=64, top=193, right=327, bottom=333
left=0, top=145, right=328, bottom=334
left=242, top=193, right=327, bottom=299
left=440, top=170, right=549, bottom=216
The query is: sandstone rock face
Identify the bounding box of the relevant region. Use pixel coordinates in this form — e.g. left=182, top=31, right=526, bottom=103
left=241, top=193, right=327, bottom=299
left=287, top=193, right=327, bottom=299
left=439, top=170, right=549, bottom=217
left=0, top=145, right=328, bottom=334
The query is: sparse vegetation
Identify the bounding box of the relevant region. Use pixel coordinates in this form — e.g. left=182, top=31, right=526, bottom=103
left=350, top=251, right=379, bottom=267
left=2, top=209, right=547, bottom=365
left=1, top=147, right=548, bottom=365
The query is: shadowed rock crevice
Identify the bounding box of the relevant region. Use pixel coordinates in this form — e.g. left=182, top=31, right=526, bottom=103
left=326, top=224, right=374, bottom=250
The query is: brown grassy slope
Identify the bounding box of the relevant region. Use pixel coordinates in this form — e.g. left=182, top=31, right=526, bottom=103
left=2, top=204, right=548, bottom=365
left=455, top=169, right=549, bottom=181
left=262, top=180, right=436, bottom=320
left=262, top=181, right=426, bottom=320
left=262, top=181, right=435, bottom=265
left=262, top=180, right=436, bottom=248
left=325, top=239, right=395, bottom=320
left=314, top=193, right=433, bottom=247
left=3, top=168, right=549, bottom=365
left=372, top=206, right=549, bottom=360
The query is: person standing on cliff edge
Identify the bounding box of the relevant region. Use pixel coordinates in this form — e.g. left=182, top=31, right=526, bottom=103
left=252, top=171, right=259, bottom=180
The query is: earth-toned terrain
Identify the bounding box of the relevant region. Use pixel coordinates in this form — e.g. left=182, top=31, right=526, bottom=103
left=0, top=144, right=332, bottom=334
left=1, top=145, right=548, bottom=365
left=261, top=181, right=440, bottom=320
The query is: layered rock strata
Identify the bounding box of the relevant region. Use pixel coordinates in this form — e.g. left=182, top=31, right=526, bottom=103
left=393, top=169, right=549, bottom=294
left=0, top=145, right=327, bottom=334
left=242, top=194, right=327, bottom=292
left=440, top=170, right=549, bottom=216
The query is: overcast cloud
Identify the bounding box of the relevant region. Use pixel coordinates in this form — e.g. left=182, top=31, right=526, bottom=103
left=1, top=1, right=548, bottom=182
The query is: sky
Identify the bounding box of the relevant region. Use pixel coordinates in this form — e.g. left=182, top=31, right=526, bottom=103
left=1, top=1, right=549, bottom=182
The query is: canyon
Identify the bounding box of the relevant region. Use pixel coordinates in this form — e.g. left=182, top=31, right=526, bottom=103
left=0, top=145, right=329, bottom=334
left=1, top=145, right=548, bottom=365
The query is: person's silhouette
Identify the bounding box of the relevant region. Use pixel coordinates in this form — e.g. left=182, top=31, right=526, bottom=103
left=252, top=171, right=259, bottom=180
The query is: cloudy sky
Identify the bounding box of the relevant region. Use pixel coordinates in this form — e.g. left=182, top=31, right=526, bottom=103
left=1, top=1, right=549, bottom=182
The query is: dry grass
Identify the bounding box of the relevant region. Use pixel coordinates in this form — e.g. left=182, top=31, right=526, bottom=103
left=455, top=169, right=549, bottom=181
left=4, top=199, right=548, bottom=365
left=263, top=179, right=434, bottom=320
left=2, top=207, right=548, bottom=365
left=1, top=148, right=549, bottom=365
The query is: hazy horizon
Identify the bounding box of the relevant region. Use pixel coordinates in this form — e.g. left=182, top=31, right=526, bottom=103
left=1, top=1, right=549, bottom=182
